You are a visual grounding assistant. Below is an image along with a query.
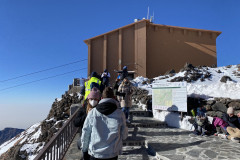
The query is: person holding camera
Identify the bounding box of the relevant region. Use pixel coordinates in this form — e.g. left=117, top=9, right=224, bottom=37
left=117, top=78, right=133, bottom=123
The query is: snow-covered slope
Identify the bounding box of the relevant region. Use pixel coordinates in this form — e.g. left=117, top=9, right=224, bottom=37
left=0, top=93, right=80, bottom=160
left=133, top=65, right=240, bottom=99
left=0, top=123, right=43, bottom=160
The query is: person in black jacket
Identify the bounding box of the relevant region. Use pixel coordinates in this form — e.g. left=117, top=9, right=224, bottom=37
left=117, top=66, right=128, bottom=81
left=222, top=107, right=240, bottom=129
left=223, top=107, right=240, bottom=142
left=74, top=87, right=101, bottom=160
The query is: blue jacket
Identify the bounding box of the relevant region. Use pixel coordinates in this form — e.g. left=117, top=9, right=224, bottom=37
left=81, top=98, right=128, bottom=159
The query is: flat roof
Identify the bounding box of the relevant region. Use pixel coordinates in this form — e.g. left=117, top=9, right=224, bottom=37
left=84, top=19, right=221, bottom=43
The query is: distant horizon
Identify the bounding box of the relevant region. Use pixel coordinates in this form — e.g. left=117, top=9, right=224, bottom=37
left=1, top=0, right=240, bottom=130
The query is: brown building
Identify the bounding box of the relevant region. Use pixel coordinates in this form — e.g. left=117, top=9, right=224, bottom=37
left=84, top=19, right=221, bottom=82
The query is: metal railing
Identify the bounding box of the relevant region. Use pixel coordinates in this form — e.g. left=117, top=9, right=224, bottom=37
left=34, top=107, right=80, bottom=160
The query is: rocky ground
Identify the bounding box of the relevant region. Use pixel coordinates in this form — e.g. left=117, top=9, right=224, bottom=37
left=64, top=107, right=240, bottom=160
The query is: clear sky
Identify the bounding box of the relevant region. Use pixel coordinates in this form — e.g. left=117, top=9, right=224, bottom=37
left=0, top=0, right=239, bottom=130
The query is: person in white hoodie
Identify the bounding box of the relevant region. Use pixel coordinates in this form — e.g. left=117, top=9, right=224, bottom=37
left=81, top=87, right=128, bottom=160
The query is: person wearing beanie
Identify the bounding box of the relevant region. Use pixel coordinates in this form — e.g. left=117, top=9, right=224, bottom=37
left=227, top=107, right=234, bottom=115
left=81, top=87, right=128, bottom=160
left=116, top=66, right=128, bottom=81
left=74, top=87, right=101, bottom=160
left=219, top=107, right=240, bottom=142
left=87, top=87, right=101, bottom=113
left=80, top=71, right=103, bottom=101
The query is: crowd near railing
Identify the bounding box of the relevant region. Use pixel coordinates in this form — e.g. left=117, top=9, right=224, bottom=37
left=34, top=107, right=80, bottom=160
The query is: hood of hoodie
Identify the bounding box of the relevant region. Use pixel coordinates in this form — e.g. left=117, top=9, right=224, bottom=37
left=96, top=98, right=118, bottom=115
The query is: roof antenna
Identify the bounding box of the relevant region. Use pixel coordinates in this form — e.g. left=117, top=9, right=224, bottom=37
left=150, top=11, right=154, bottom=23
left=147, top=6, right=149, bottom=20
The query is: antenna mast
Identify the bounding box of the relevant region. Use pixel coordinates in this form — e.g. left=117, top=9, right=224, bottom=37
left=147, top=6, right=149, bottom=20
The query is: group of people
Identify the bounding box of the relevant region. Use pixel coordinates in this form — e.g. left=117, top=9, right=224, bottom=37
left=74, top=66, right=133, bottom=160
left=193, top=106, right=240, bottom=143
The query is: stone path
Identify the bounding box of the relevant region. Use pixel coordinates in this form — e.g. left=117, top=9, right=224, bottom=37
left=64, top=107, right=240, bottom=160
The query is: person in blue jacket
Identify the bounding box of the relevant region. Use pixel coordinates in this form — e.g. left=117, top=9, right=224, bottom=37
left=81, top=87, right=128, bottom=160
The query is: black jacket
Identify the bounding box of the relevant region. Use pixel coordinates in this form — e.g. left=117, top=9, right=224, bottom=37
left=222, top=113, right=240, bottom=129
left=96, top=98, right=118, bottom=115
left=74, top=100, right=88, bottom=128
left=117, top=68, right=128, bottom=81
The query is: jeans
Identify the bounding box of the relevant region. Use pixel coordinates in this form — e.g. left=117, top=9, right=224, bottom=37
left=83, top=151, right=90, bottom=160
left=122, top=107, right=129, bottom=120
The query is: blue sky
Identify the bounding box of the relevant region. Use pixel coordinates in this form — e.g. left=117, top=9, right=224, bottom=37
left=0, top=0, right=239, bottom=130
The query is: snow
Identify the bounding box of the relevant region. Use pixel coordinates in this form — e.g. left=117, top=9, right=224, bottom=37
left=132, top=65, right=240, bottom=130
left=20, top=142, right=44, bottom=160
left=0, top=134, right=22, bottom=156
left=132, top=65, right=240, bottom=99
left=0, top=122, right=41, bottom=157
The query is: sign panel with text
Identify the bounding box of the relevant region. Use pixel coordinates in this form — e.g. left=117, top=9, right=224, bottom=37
left=152, top=82, right=187, bottom=112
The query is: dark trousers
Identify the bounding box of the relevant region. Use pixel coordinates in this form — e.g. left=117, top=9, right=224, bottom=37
left=90, top=156, right=118, bottom=160
left=83, top=151, right=90, bottom=160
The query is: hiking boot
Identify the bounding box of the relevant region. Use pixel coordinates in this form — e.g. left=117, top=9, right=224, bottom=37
left=218, top=134, right=227, bottom=139
left=231, top=137, right=240, bottom=143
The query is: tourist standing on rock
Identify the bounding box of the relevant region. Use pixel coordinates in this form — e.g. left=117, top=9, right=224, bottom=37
left=81, top=87, right=128, bottom=160
left=118, top=77, right=133, bottom=123
left=80, top=72, right=103, bottom=101
left=74, top=87, right=101, bottom=160
left=101, top=69, right=111, bottom=87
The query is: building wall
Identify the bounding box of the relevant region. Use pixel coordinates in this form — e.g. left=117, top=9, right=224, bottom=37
left=90, top=37, right=104, bottom=76
left=135, top=21, right=147, bottom=77
left=146, top=24, right=217, bottom=78
left=106, top=31, right=119, bottom=81
left=86, top=20, right=220, bottom=82
left=122, top=26, right=135, bottom=76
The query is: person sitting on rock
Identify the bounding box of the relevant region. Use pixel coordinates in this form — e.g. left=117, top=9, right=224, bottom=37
left=74, top=87, right=101, bottom=160
left=212, top=117, right=228, bottom=136
left=193, top=106, right=210, bottom=136
left=218, top=107, right=240, bottom=142
left=226, top=112, right=240, bottom=142
left=81, top=87, right=128, bottom=160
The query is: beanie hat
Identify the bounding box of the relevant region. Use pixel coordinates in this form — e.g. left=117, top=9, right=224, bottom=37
left=91, top=72, right=97, bottom=78
left=123, top=66, right=127, bottom=70
left=227, top=107, right=234, bottom=114
left=87, top=87, right=101, bottom=100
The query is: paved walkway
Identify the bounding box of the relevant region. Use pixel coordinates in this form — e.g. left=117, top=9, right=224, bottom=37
left=64, top=107, right=240, bottom=160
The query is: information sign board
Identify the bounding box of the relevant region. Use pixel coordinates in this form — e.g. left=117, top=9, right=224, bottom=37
left=152, top=82, right=187, bottom=112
